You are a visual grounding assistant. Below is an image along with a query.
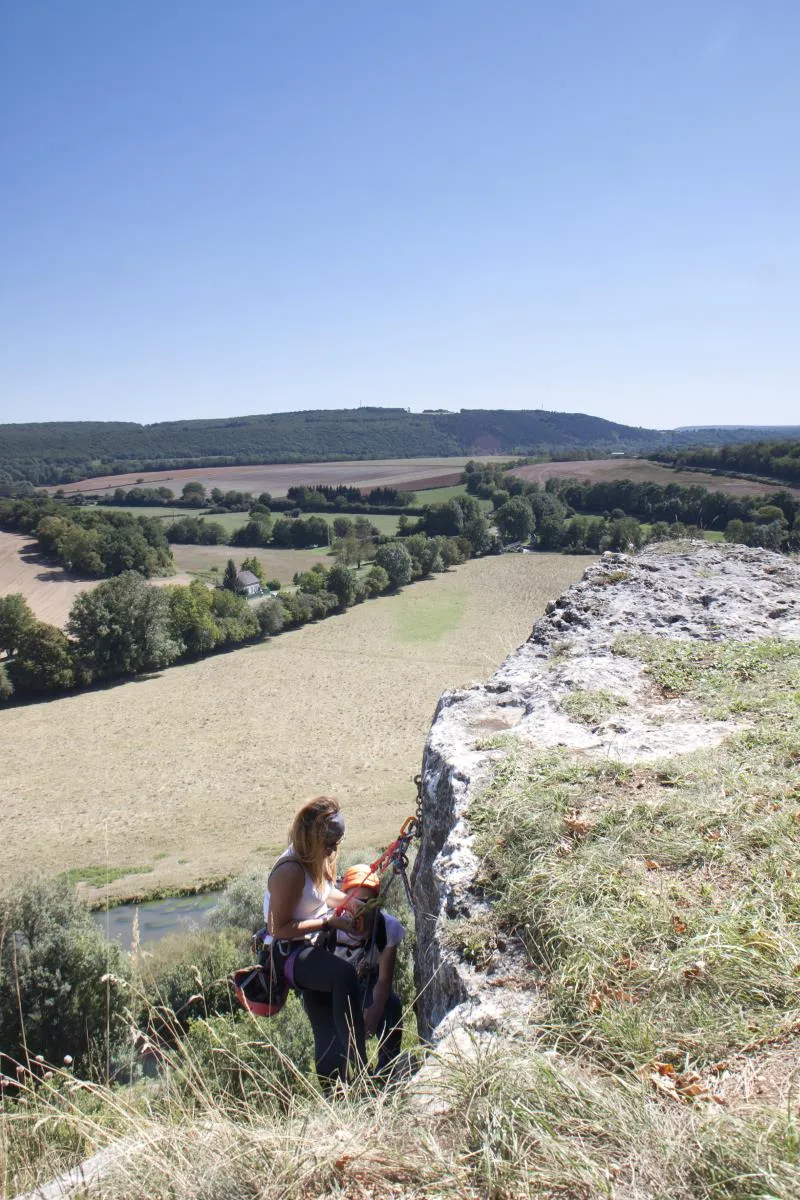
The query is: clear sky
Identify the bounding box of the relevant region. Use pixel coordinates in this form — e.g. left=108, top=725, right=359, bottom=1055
left=1, top=1, right=798, bottom=429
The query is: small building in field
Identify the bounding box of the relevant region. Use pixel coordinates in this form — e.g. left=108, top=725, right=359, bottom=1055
left=235, top=570, right=261, bottom=597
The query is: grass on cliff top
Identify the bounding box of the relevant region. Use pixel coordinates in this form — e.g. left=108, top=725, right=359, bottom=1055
left=469, top=637, right=800, bottom=1078
left=6, top=1016, right=800, bottom=1200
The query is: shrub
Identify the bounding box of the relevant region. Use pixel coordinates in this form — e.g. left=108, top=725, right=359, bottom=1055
left=137, top=928, right=245, bottom=1035
left=8, top=622, right=74, bottom=694
left=0, top=877, right=131, bottom=1076
left=0, top=661, right=13, bottom=702
left=208, top=867, right=268, bottom=935
left=182, top=995, right=314, bottom=1106
left=254, top=597, right=284, bottom=637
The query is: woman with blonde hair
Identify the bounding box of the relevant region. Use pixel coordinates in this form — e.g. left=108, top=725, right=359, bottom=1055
left=264, top=795, right=366, bottom=1082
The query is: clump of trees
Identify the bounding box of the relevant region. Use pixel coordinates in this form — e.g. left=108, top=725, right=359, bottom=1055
left=0, top=498, right=173, bottom=578
left=462, top=461, right=800, bottom=554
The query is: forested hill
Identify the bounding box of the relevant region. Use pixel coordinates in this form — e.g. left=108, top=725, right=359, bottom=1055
left=2, top=406, right=798, bottom=487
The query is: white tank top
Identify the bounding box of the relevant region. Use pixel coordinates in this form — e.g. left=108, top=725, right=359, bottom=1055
left=263, top=845, right=332, bottom=943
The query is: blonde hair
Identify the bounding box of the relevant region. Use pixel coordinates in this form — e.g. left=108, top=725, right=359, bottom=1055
left=288, top=796, right=341, bottom=887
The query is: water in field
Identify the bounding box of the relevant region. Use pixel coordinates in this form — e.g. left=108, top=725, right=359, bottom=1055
left=93, top=892, right=220, bottom=951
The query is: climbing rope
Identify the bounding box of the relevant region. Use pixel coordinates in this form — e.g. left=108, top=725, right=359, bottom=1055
left=337, top=773, right=424, bottom=931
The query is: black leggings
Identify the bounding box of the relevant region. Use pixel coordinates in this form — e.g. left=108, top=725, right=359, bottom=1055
left=291, top=944, right=367, bottom=1081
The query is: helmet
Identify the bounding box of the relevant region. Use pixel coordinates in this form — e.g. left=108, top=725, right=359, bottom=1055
left=341, top=863, right=381, bottom=894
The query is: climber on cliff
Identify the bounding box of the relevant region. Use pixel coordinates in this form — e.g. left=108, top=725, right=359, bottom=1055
left=263, top=796, right=367, bottom=1084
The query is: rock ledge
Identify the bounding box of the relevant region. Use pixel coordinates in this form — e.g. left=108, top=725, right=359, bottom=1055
left=412, top=542, right=800, bottom=1042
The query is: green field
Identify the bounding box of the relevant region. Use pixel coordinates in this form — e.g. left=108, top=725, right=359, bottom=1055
left=94, top=505, right=187, bottom=520
left=413, top=483, right=493, bottom=512
left=170, top=543, right=330, bottom=584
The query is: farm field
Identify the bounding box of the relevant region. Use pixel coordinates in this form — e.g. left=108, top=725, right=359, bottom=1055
left=0, top=553, right=592, bottom=899
left=511, top=457, right=800, bottom=496
left=53, top=456, right=507, bottom=498
left=0, top=530, right=192, bottom=626
left=170, top=542, right=330, bottom=584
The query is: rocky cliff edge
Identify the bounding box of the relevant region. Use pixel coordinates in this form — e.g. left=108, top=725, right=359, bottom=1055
left=412, top=541, right=800, bottom=1044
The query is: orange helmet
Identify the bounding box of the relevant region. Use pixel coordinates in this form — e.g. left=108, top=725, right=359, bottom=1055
left=341, top=863, right=381, bottom=894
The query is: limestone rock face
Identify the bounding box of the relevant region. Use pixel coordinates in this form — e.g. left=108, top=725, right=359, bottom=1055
left=411, top=542, right=800, bottom=1043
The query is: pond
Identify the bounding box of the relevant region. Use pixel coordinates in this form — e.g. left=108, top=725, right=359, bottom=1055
left=92, top=892, right=220, bottom=952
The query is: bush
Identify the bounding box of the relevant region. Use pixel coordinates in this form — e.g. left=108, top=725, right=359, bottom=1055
left=9, top=622, right=74, bottom=695
left=137, top=928, right=244, bottom=1035
left=254, top=597, right=284, bottom=637
left=182, top=994, right=314, bottom=1106
left=208, top=868, right=268, bottom=935
left=365, top=564, right=390, bottom=595
left=374, top=543, right=413, bottom=589
left=0, top=877, right=131, bottom=1076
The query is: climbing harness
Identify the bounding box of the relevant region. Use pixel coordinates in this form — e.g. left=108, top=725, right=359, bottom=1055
left=234, top=775, right=424, bottom=1017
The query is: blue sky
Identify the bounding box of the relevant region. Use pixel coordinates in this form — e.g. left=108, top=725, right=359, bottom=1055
left=1, top=1, right=798, bottom=429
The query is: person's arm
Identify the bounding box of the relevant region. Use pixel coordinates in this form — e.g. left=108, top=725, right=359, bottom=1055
left=364, top=945, right=397, bottom=1037
left=268, top=863, right=352, bottom=940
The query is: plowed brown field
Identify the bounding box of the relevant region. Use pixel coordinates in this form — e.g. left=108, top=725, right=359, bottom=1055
left=53, top=457, right=507, bottom=498
left=0, top=531, right=193, bottom=627
left=511, top=458, right=799, bottom=496
left=0, top=553, right=591, bottom=899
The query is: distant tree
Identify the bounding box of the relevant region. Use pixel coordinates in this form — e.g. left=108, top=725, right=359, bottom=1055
left=68, top=572, right=182, bottom=681
left=167, top=581, right=219, bottom=656
left=272, top=518, right=295, bottom=548
left=374, top=543, right=413, bottom=589
left=421, top=500, right=464, bottom=537
left=181, top=481, right=207, bottom=507
left=254, top=596, right=284, bottom=636
left=210, top=588, right=259, bottom=644
left=9, top=622, right=74, bottom=694
left=232, top=517, right=273, bottom=547
left=404, top=533, right=441, bottom=577
left=326, top=563, right=356, bottom=608
left=462, top=515, right=495, bottom=556
left=495, top=497, right=534, bottom=543
left=333, top=535, right=359, bottom=567
left=440, top=538, right=463, bottom=568
left=0, top=662, right=13, bottom=702
left=222, top=559, right=238, bottom=592
left=754, top=505, right=787, bottom=526
left=353, top=516, right=378, bottom=542
left=365, top=564, right=390, bottom=595
left=332, top=516, right=354, bottom=539
left=264, top=578, right=281, bottom=592
left=294, top=565, right=327, bottom=594
left=0, top=593, right=35, bottom=655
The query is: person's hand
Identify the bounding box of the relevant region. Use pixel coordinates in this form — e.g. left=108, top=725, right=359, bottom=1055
left=364, top=1003, right=381, bottom=1038
left=328, top=911, right=354, bottom=932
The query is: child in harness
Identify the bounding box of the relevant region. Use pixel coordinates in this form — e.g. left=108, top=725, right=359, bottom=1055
left=328, top=863, right=405, bottom=1078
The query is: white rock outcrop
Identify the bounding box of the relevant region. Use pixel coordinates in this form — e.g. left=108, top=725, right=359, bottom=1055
left=411, top=542, right=800, bottom=1043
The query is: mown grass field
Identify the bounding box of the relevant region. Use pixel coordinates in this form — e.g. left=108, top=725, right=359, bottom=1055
left=169, top=542, right=331, bottom=584
left=0, top=554, right=590, bottom=899
left=511, top=457, right=800, bottom=496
